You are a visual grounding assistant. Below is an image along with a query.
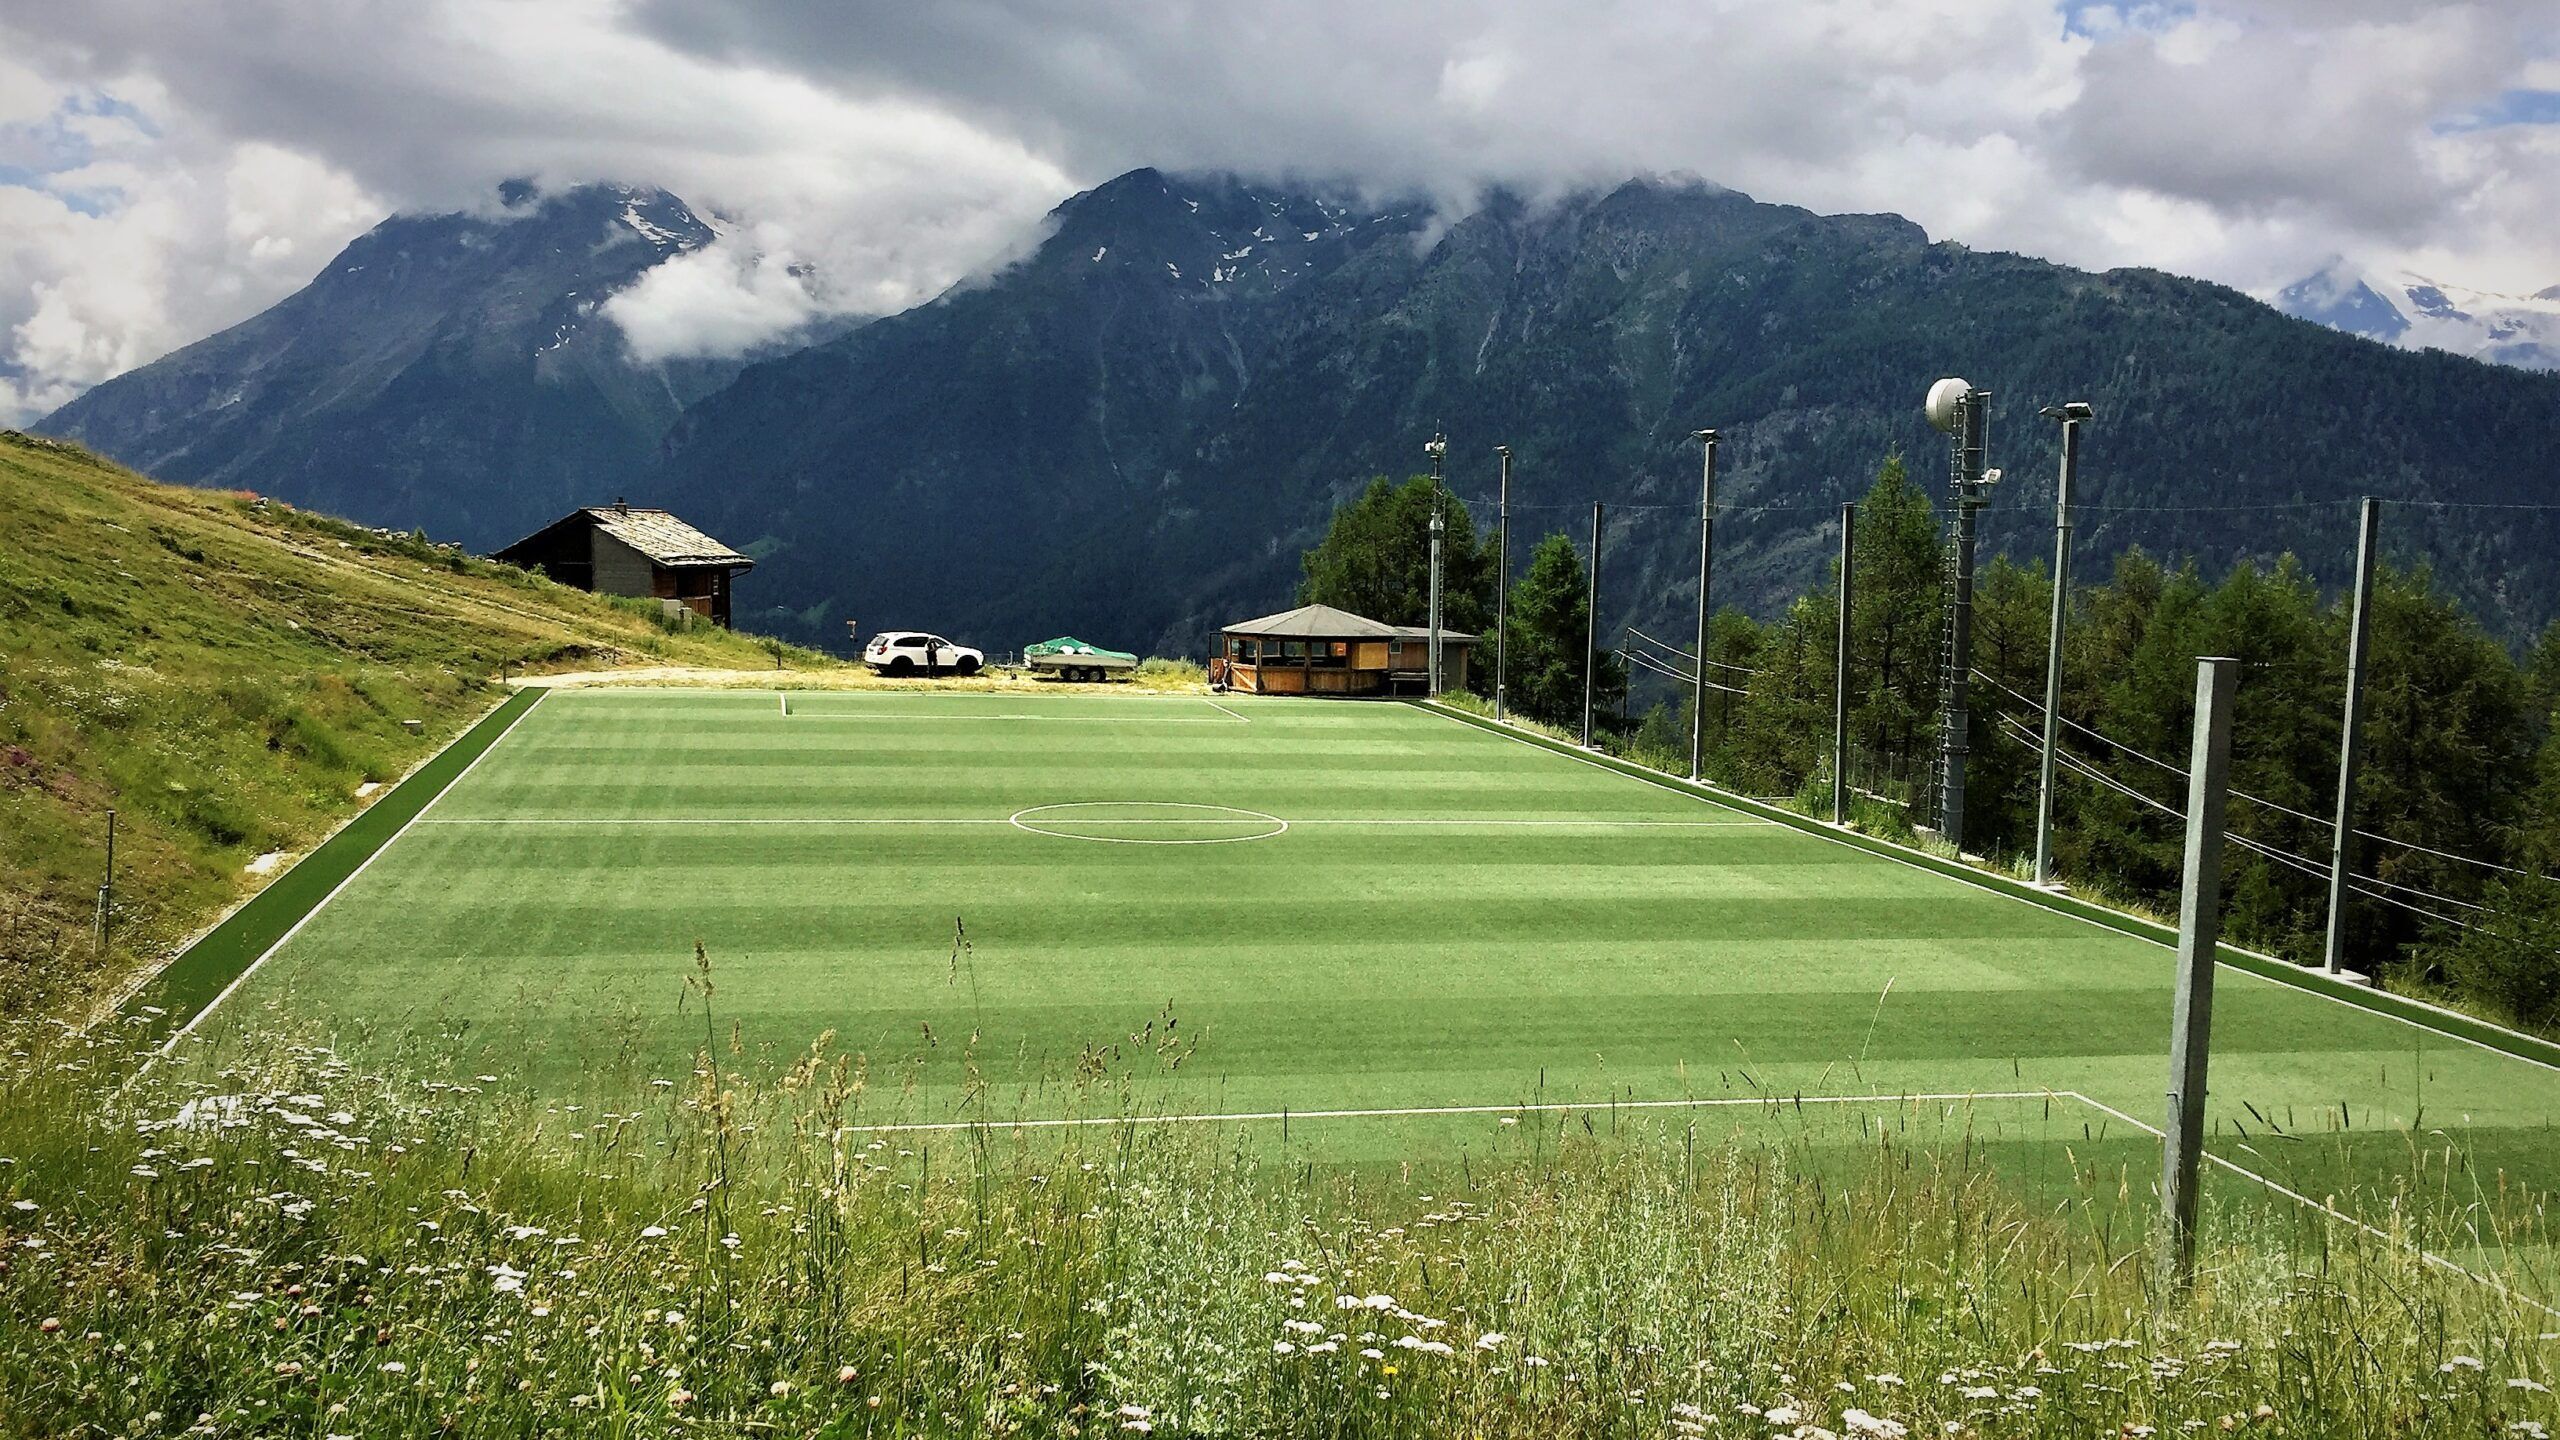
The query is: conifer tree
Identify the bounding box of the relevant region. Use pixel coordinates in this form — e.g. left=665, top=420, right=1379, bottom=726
left=1502, top=532, right=1625, bottom=729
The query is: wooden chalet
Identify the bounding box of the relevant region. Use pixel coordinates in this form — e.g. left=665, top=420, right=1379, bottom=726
left=1216, top=603, right=1473, bottom=697
left=491, top=501, right=753, bottom=626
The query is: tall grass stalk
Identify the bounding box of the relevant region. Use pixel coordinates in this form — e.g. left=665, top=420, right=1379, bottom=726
left=5, top=1014, right=2557, bottom=1437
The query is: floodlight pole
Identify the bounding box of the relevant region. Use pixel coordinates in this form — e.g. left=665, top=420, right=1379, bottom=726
left=2034, top=403, right=2091, bottom=886
left=1426, top=430, right=1448, bottom=698
left=1834, top=504, right=1855, bottom=825
left=2322, top=497, right=2381, bottom=977
left=1690, top=429, right=1720, bottom=781
left=1494, top=445, right=1513, bottom=722
left=2165, top=655, right=2239, bottom=1289
left=1584, top=501, right=1604, bottom=748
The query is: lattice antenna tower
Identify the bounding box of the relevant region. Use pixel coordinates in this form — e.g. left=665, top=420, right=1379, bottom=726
left=1924, top=378, right=1999, bottom=853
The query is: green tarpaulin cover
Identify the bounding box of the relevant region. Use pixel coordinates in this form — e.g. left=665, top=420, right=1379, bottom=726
left=1024, top=637, right=1137, bottom=664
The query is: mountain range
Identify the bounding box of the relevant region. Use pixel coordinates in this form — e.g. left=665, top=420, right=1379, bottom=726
left=38, top=183, right=788, bottom=546
left=2277, top=264, right=2560, bottom=372
left=41, top=170, right=2560, bottom=656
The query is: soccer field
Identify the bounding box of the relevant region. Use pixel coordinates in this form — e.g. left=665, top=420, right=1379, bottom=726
left=205, top=687, right=2560, bottom=1242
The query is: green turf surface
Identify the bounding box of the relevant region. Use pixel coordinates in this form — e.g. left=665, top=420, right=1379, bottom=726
left=209, top=688, right=2560, bottom=1224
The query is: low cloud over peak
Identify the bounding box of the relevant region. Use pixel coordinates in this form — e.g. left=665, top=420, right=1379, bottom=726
left=2, top=0, right=2555, bottom=423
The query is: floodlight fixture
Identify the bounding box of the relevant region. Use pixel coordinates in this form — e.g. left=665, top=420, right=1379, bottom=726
left=2040, top=401, right=2095, bottom=422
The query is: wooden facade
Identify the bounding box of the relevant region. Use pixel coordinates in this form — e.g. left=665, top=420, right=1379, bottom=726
left=1217, top=604, right=1473, bottom=697
left=491, top=503, right=754, bottom=626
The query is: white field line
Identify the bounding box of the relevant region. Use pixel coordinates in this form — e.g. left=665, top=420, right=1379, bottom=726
left=775, top=713, right=1249, bottom=724
left=1421, top=705, right=2560, bottom=1080
left=149, top=693, right=549, bottom=1062
left=410, top=816, right=1774, bottom=829
left=1203, top=698, right=1250, bottom=722
left=838, top=1078, right=2556, bottom=1316
left=2059, top=1090, right=2560, bottom=1320
left=840, top=1089, right=2059, bottom=1135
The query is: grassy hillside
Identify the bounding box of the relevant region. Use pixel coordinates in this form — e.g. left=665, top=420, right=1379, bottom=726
left=0, top=430, right=823, bottom=1018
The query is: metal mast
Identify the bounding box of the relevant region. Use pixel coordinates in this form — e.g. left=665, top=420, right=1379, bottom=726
left=1926, top=380, right=1998, bottom=854
left=2034, top=402, right=2092, bottom=884
left=1583, top=501, right=1603, bottom=747
left=1425, top=429, right=1448, bottom=697
left=1833, top=504, right=1854, bottom=825
left=2322, top=497, right=2381, bottom=976
left=1690, top=429, right=1720, bottom=781
left=1493, top=445, right=1512, bottom=721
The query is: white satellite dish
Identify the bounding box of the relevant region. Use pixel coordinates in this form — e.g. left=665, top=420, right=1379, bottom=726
left=1925, top=377, right=1972, bottom=435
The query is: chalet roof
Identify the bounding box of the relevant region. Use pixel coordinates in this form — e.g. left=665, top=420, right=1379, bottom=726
left=1221, top=603, right=1474, bottom=641
left=582, top=506, right=753, bottom=569
left=492, top=505, right=753, bottom=570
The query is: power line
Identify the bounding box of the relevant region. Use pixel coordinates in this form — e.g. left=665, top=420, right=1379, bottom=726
left=1971, top=667, right=2538, bottom=881
left=1624, top=626, right=1759, bottom=675
left=1995, top=712, right=2489, bottom=927
left=1618, top=646, right=1750, bottom=697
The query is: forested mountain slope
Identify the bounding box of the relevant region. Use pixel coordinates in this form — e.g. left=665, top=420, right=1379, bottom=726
left=657, top=170, right=2560, bottom=654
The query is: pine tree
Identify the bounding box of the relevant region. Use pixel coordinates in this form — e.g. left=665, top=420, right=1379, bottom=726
left=1502, top=532, right=1626, bottom=729
left=1297, top=475, right=1495, bottom=638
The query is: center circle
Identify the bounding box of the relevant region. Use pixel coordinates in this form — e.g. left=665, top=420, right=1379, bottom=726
left=1008, top=801, right=1289, bottom=845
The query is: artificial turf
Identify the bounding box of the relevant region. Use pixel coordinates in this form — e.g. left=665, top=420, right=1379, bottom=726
left=207, top=687, right=2560, bottom=1241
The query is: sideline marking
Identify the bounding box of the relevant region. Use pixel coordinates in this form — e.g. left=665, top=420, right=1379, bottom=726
left=1418, top=703, right=2560, bottom=1080
left=151, top=692, right=549, bottom=1060
left=1204, top=698, right=1250, bottom=723
left=842, top=1082, right=2554, bottom=1316
left=781, top=713, right=1245, bottom=724
left=843, top=1089, right=2057, bottom=1134
left=1009, top=801, right=1289, bottom=845
left=412, top=815, right=1772, bottom=829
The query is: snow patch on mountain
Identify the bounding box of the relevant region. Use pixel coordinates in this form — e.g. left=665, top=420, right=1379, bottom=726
left=2279, top=264, right=2560, bottom=371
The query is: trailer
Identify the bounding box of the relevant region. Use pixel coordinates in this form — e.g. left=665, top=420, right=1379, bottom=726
left=1023, top=637, right=1139, bottom=683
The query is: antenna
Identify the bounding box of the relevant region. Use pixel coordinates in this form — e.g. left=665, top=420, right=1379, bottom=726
left=1928, top=379, right=1997, bottom=853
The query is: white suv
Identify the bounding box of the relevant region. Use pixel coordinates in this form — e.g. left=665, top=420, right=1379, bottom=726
left=862, top=631, right=984, bottom=677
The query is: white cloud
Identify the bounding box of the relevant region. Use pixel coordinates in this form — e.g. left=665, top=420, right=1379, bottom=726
left=603, top=236, right=818, bottom=363
left=0, top=0, right=2554, bottom=424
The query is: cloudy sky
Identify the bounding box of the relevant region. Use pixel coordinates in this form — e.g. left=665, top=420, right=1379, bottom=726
left=1, top=0, right=2555, bottom=424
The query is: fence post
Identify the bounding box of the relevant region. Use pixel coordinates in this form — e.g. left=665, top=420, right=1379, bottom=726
left=2164, top=655, right=2239, bottom=1288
